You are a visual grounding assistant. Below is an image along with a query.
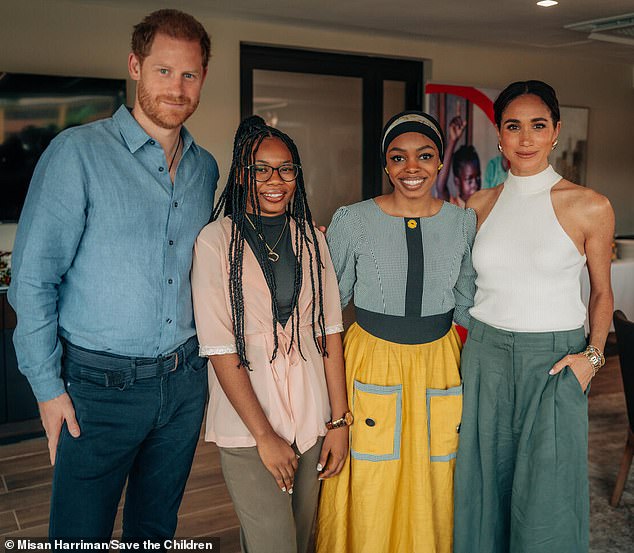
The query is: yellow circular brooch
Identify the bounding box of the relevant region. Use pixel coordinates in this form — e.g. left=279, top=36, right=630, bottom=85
left=407, top=219, right=418, bottom=229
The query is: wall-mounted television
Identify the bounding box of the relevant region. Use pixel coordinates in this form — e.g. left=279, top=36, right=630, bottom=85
left=0, top=73, right=127, bottom=222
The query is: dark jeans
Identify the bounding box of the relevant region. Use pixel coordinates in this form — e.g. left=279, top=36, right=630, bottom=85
left=49, top=336, right=208, bottom=541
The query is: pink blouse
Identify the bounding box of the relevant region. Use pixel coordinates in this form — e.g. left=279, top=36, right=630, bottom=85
left=191, top=216, right=344, bottom=454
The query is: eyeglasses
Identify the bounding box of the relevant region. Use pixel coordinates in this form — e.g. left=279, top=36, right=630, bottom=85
left=246, top=163, right=301, bottom=182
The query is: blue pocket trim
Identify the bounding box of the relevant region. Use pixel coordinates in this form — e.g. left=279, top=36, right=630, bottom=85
left=431, top=452, right=457, bottom=462
left=351, top=381, right=403, bottom=462
left=426, top=384, right=463, bottom=398
left=354, top=381, right=403, bottom=395
left=426, top=383, right=463, bottom=463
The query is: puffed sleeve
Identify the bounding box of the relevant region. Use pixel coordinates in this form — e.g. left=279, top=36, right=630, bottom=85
left=326, top=206, right=359, bottom=309
left=191, top=222, right=238, bottom=356
left=315, top=230, right=344, bottom=335
left=453, top=207, right=477, bottom=328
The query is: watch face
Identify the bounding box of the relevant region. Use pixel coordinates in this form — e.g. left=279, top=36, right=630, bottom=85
left=344, top=412, right=354, bottom=425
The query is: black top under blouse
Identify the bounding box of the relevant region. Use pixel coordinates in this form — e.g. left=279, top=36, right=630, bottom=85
left=243, top=213, right=297, bottom=327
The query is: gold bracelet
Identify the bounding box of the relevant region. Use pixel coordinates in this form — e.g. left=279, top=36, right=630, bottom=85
left=581, top=345, right=605, bottom=377
left=326, top=411, right=354, bottom=430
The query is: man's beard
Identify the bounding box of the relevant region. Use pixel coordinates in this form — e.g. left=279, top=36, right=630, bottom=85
left=137, top=80, right=198, bottom=129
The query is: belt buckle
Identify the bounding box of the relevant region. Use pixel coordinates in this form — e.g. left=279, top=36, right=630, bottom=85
left=156, top=351, right=179, bottom=375
left=166, top=351, right=179, bottom=372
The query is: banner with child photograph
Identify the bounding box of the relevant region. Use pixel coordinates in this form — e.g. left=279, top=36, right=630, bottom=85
left=425, top=83, right=589, bottom=206
left=425, top=84, right=505, bottom=207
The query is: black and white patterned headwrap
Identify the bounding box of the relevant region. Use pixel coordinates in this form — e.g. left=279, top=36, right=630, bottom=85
left=381, top=110, right=445, bottom=167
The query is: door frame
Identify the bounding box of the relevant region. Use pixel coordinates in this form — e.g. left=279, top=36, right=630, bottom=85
left=240, top=44, right=425, bottom=199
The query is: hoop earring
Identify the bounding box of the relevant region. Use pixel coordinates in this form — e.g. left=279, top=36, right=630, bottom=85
left=551, top=139, right=558, bottom=151
left=497, top=143, right=503, bottom=153
left=437, top=163, right=444, bottom=171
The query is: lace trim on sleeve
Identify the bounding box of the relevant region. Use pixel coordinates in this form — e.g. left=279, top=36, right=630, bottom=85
left=199, top=344, right=237, bottom=357
left=325, top=324, right=344, bottom=335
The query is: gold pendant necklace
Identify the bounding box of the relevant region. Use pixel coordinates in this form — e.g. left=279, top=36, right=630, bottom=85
left=244, top=214, right=288, bottom=262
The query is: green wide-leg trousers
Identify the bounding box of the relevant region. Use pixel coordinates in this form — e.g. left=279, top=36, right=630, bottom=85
left=453, top=318, right=589, bottom=553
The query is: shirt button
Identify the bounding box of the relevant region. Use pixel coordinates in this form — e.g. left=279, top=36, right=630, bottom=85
left=168, top=278, right=173, bottom=284
left=158, top=167, right=165, bottom=172
left=149, top=140, right=155, bottom=145
left=166, top=318, right=172, bottom=324
left=169, top=240, right=174, bottom=246
left=173, top=201, right=178, bottom=208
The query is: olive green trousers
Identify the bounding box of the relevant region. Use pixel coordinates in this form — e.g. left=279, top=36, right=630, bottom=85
left=219, top=438, right=323, bottom=553
left=454, top=318, right=588, bottom=553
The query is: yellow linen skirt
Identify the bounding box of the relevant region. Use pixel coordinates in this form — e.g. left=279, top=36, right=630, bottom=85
left=316, top=322, right=463, bottom=553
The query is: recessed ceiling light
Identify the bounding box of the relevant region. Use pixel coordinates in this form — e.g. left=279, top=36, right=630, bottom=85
left=537, top=0, right=558, bottom=6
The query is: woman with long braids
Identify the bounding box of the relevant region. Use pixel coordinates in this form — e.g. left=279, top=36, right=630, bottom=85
left=453, top=81, right=614, bottom=553
left=191, top=116, right=349, bottom=553
left=317, top=111, right=477, bottom=553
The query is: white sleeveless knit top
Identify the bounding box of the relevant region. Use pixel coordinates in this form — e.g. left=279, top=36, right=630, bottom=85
left=470, top=165, right=586, bottom=332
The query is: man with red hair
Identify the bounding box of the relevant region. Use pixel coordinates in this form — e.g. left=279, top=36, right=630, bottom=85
left=9, top=9, right=217, bottom=541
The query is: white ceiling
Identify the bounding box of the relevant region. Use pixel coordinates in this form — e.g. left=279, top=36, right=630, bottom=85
left=80, top=0, right=634, bottom=64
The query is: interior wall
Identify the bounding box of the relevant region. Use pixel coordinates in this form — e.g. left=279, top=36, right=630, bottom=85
left=1, top=0, right=632, bottom=235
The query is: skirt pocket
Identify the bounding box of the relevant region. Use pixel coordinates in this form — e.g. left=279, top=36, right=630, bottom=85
left=427, top=384, right=463, bottom=462
left=351, top=380, right=403, bottom=462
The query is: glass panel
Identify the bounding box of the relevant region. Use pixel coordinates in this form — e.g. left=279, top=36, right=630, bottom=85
left=253, top=70, right=363, bottom=228
left=381, top=80, right=406, bottom=194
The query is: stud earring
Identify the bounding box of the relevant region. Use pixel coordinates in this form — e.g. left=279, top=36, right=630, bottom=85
left=384, top=167, right=389, bottom=175
left=437, top=163, right=444, bottom=171
left=497, top=143, right=503, bottom=153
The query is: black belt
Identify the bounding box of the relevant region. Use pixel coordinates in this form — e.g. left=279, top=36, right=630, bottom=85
left=355, top=308, right=454, bottom=345
left=62, top=335, right=198, bottom=387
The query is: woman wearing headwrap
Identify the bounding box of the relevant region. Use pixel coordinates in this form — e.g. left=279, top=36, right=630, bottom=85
left=191, top=116, right=349, bottom=553
left=316, top=111, right=477, bottom=553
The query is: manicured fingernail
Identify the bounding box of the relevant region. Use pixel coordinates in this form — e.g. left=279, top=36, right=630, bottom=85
left=281, top=487, right=286, bottom=492
left=549, top=369, right=555, bottom=375
left=316, top=463, right=323, bottom=471
left=288, top=488, right=293, bottom=495
left=318, top=477, right=324, bottom=481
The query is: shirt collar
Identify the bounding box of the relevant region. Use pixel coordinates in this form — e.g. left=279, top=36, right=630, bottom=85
left=113, top=105, right=199, bottom=155
left=180, top=124, right=198, bottom=156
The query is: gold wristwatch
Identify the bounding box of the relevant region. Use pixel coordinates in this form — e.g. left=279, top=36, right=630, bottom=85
left=581, top=344, right=605, bottom=376
left=326, top=411, right=354, bottom=430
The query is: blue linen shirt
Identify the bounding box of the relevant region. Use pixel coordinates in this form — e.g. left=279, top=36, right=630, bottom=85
left=8, top=105, right=218, bottom=402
